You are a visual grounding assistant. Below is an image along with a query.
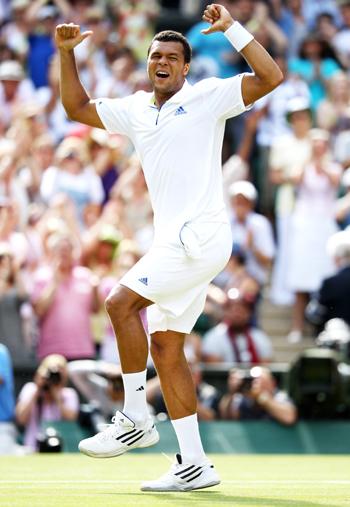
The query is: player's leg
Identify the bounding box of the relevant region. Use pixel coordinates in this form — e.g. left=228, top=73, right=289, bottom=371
left=150, top=330, right=205, bottom=461
left=141, top=330, right=220, bottom=491
left=150, top=330, right=196, bottom=416
left=105, top=284, right=154, bottom=422
left=105, top=284, right=150, bottom=373
left=78, top=285, right=159, bottom=457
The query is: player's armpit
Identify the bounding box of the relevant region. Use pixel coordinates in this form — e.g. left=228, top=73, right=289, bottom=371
left=241, top=73, right=277, bottom=107
left=68, top=100, right=105, bottom=129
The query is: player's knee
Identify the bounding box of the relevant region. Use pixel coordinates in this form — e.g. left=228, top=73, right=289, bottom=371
left=105, top=285, right=131, bottom=318
left=150, top=340, right=163, bottom=363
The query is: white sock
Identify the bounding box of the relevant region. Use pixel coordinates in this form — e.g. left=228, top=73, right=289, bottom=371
left=171, top=413, right=206, bottom=464
left=121, top=369, right=149, bottom=423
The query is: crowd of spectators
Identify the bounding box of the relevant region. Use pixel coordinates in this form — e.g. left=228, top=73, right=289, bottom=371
left=2, top=0, right=350, bottom=450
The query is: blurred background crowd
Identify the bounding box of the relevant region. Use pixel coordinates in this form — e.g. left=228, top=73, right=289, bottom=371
left=1, top=0, right=350, bottom=453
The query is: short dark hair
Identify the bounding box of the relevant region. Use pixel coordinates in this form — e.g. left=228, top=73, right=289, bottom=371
left=148, top=30, right=192, bottom=64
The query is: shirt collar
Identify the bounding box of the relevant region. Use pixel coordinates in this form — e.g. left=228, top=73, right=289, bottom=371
left=149, top=79, right=192, bottom=108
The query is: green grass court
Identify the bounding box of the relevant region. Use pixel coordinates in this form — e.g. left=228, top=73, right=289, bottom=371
left=1, top=454, right=350, bottom=507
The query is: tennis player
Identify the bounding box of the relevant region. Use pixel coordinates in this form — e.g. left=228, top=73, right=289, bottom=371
left=55, top=3, right=282, bottom=491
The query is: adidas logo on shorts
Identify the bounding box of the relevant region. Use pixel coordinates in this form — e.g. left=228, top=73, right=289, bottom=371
left=138, top=277, right=148, bottom=286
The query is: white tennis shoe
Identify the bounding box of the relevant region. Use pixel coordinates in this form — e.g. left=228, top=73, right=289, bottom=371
left=78, top=410, right=159, bottom=458
left=140, top=453, right=220, bottom=492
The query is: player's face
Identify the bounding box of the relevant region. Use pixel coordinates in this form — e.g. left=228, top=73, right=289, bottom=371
left=147, top=41, right=189, bottom=97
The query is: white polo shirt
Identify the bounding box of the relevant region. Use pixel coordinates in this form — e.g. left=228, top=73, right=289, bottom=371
left=95, top=75, right=250, bottom=238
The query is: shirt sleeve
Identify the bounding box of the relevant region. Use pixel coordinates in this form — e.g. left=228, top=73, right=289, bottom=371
left=0, top=345, right=13, bottom=391
left=61, top=387, right=80, bottom=413
left=40, top=166, right=58, bottom=203
left=18, top=382, right=37, bottom=402
left=269, top=138, right=287, bottom=170
left=87, top=168, right=104, bottom=204
left=30, top=272, right=51, bottom=304
left=94, top=95, right=134, bottom=136
left=251, top=216, right=276, bottom=259
left=197, top=74, right=253, bottom=121
left=202, top=325, right=226, bottom=359
left=251, top=329, right=273, bottom=360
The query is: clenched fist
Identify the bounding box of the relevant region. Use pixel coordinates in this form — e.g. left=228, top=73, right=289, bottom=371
left=55, top=23, right=92, bottom=51
left=201, top=3, right=234, bottom=34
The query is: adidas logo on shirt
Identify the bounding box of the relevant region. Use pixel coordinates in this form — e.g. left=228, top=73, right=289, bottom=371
left=138, top=277, right=148, bottom=286
left=136, top=386, right=145, bottom=391
left=174, top=106, right=187, bottom=116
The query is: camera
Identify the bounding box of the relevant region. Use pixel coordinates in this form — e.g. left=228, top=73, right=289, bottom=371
left=234, top=366, right=266, bottom=394
left=289, top=319, right=350, bottom=418
left=42, top=367, right=62, bottom=390
left=238, top=373, right=254, bottom=393
left=36, top=427, right=63, bottom=453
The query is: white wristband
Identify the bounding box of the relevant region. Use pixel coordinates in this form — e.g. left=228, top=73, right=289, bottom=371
left=224, top=21, right=254, bottom=52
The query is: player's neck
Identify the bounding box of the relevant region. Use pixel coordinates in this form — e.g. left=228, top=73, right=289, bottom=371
left=153, top=81, right=185, bottom=109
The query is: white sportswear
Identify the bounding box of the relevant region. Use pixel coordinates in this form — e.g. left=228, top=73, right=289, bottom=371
left=95, top=74, right=251, bottom=239
left=95, top=74, right=251, bottom=333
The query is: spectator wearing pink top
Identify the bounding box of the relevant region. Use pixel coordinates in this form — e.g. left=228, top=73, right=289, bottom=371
left=31, top=233, right=99, bottom=361
left=15, top=354, right=79, bottom=451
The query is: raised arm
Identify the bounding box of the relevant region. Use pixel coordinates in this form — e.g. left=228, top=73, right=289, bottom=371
left=55, top=23, right=104, bottom=128
left=202, top=4, right=283, bottom=106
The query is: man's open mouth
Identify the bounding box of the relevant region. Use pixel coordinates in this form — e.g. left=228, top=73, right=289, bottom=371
left=155, top=71, right=170, bottom=79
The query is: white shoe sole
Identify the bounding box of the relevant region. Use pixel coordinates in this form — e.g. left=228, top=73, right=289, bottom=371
left=79, top=429, right=160, bottom=458
left=141, top=470, right=220, bottom=492
left=141, top=478, right=220, bottom=492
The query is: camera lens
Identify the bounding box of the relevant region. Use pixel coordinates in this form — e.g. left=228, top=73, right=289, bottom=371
left=46, top=368, right=62, bottom=386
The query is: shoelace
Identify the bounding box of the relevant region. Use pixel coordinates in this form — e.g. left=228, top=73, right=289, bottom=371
left=158, top=454, right=191, bottom=481
left=96, top=416, right=131, bottom=441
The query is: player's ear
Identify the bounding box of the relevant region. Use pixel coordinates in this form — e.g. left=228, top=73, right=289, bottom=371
left=183, top=63, right=190, bottom=77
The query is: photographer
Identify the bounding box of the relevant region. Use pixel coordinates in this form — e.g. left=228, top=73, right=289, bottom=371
left=15, top=354, right=79, bottom=451
left=219, top=366, right=297, bottom=426
left=202, top=288, right=273, bottom=364
left=68, top=359, right=124, bottom=423
left=68, top=359, right=156, bottom=428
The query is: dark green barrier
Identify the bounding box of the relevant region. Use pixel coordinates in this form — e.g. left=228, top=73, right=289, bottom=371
left=42, top=420, right=350, bottom=454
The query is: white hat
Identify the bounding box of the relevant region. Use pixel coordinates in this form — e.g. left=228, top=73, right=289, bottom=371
left=37, top=5, right=58, bottom=20
left=327, top=230, right=350, bottom=259
left=318, top=318, right=350, bottom=344
left=286, top=96, right=311, bottom=115
left=342, top=167, right=350, bottom=188
left=229, top=180, right=258, bottom=201
left=0, top=60, right=24, bottom=81
left=11, top=0, right=30, bottom=10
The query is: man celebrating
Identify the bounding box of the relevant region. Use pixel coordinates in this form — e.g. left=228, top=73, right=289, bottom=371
left=56, top=4, right=282, bottom=492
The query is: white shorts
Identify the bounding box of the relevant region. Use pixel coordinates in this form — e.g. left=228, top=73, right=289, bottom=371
left=120, top=221, right=232, bottom=334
